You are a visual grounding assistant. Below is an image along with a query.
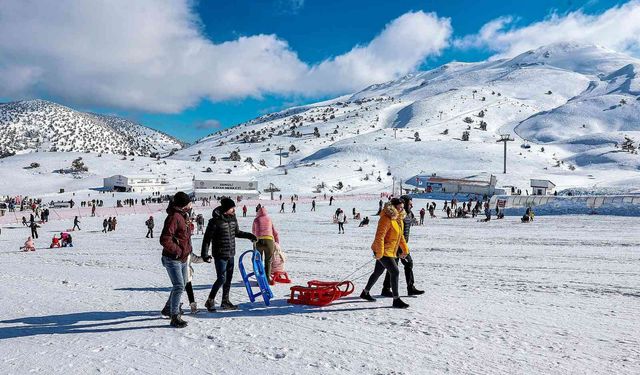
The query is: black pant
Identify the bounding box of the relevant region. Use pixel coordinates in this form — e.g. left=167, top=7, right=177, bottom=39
left=208, top=257, right=234, bottom=301
left=365, top=257, right=400, bottom=297
left=146, top=228, right=153, bottom=238
left=73, top=223, right=80, bottom=230
left=31, top=228, right=38, bottom=239
left=338, top=222, right=344, bottom=232
left=185, top=281, right=195, bottom=303
left=383, top=251, right=415, bottom=291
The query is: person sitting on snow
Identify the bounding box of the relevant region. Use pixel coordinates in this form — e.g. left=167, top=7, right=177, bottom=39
left=50, top=235, right=61, bottom=248
left=358, top=216, right=370, bottom=227
left=21, top=237, right=36, bottom=252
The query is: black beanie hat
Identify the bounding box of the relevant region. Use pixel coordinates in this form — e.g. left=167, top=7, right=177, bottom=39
left=400, top=194, right=412, bottom=204
left=390, top=197, right=402, bottom=206
left=173, top=191, right=191, bottom=208
left=220, top=197, right=236, bottom=212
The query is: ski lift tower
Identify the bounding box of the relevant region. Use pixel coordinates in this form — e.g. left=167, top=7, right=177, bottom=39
left=276, top=146, right=284, bottom=167
left=497, top=134, right=514, bottom=174
left=264, top=183, right=281, bottom=201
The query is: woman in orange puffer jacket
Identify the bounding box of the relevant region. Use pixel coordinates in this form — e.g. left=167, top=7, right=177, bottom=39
left=360, top=198, right=410, bottom=309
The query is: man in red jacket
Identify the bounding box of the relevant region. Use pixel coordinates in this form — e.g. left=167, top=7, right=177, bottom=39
left=160, top=191, right=193, bottom=328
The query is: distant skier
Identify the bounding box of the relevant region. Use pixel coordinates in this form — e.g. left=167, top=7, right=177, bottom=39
left=145, top=216, right=155, bottom=238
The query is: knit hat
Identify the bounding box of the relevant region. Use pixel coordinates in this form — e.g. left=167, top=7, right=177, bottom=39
left=172, top=191, right=191, bottom=208
left=220, top=197, right=236, bottom=212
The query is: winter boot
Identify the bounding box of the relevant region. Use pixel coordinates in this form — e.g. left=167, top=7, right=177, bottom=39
left=380, top=288, right=394, bottom=297
left=392, top=298, right=409, bottom=309
left=161, top=304, right=171, bottom=317
left=190, top=302, right=198, bottom=314
left=204, top=298, right=216, bottom=312
left=407, top=285, right=425, bottom=296
left=360, top=290, right=376, bottom=302
left=220, top=299, right=238, bottom=311
left=169, top=314, right=188, bottom=328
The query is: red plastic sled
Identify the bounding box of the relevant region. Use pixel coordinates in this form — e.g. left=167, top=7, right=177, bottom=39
left=287, top=280, right=354, bottom=306
left=271, top=271, right=292, bottom=284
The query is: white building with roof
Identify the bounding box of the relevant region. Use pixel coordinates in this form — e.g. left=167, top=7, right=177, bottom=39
left=406, top=172, right=499, bottom=196
left=192, top=174, right=260, bottom=199
left=103, top=175, right=167, bottom=192
left=530, top=179, right=556, bottom=195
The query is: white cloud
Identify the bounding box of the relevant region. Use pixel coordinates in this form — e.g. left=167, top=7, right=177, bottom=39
left=454, top=1, right=640, bottom=59
left=0, top=1, right=450, bottom=113
left=195, top=119, right=222, bottom=130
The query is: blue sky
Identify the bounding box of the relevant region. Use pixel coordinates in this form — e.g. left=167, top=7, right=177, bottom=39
left=0, top=0, right=634, bottom=142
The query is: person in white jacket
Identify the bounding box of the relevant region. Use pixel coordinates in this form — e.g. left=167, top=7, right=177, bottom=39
left=185, top=253, right=204, bottom=313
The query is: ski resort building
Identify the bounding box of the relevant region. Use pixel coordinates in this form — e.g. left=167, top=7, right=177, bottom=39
left=103, top=175, right=167, bottom=193
left=530, top=179, right=556, bottom=195
left=406, top=172, right=499, bottom=196
left=192, top=174, right=260, bottom=200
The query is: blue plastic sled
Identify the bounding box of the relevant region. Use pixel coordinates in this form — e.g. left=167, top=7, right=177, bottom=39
left=238, top=249, right=273, bottom=306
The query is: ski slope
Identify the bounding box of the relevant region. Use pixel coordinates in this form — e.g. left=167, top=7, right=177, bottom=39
left=0, top=197, right=638, bottom=374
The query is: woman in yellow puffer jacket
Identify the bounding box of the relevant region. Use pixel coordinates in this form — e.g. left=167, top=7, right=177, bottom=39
left=360, top=198, right=410, bottom=308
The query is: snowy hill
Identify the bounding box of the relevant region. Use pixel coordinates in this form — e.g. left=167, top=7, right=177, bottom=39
left=173, top=43, right=640, bottom=195
left=0, top=100, right=184, bottom=157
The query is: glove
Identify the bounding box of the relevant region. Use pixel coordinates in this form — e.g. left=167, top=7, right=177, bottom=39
left=249, top=234, right=258, bottom=242
left=203, top=256, right=212, bottom=263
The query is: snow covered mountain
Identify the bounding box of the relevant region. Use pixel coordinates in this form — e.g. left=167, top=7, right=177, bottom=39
left=0, top=99, right=184, bottom=157
left=174, top=42, right=640, bottom=194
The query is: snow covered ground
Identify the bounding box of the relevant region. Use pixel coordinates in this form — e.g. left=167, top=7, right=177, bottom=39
left=1, top=197, right=638, bottom=374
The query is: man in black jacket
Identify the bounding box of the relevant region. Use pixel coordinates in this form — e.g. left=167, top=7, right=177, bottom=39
left=382, top=195, right=425, bottom=297
left=201, top=198, right=257, bottom=311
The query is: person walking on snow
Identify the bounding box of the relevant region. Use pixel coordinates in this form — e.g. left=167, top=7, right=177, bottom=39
left=145, top=216, right=154, bottom=238
left=29, top=221, right=40, bottom=239
left=102, top=218, right=108, bottom=233
left=419, top=208, right=426, bottom=225
left=201, top=198, right=257, bottom=312
left=185, top=253, right=205, bottom=314
left=292, top=202, right=296, bottom=213
left=252, top=206, right=280, bottom=284
left=72, top=216, right=81, bottom=231
left=242, top=205, right=247, bottom=217
left=381, top=195, right=424, bottom=297
left=360, top=198, right=410, bottom=309
left=279, top=202, right=285, bottom=213
left=159, top=192, right=193, bottom=328
left=336, top=209, right=346, bottom=234
left=311, top=199, right=316, bottom=211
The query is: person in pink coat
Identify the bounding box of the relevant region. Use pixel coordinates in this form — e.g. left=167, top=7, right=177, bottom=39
left=21, top=237, right=36, bottom=252
left=252, top=206, right=280, bottom=282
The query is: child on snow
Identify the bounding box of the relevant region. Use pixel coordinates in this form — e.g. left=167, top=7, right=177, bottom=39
left=21, top=237, right=36, bottom=252
left=185, top=253, right=205, bottom=313
left=50, top=235, right=61, bottom=248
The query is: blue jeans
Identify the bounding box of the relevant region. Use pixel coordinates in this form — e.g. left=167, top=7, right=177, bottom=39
left=208, top=257, right=234, bottom=301
left=162, top=256, right=188, bottom=315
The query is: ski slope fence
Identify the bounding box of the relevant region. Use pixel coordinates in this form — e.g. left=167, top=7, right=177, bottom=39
left=489, top=194, right=640, bottom=217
